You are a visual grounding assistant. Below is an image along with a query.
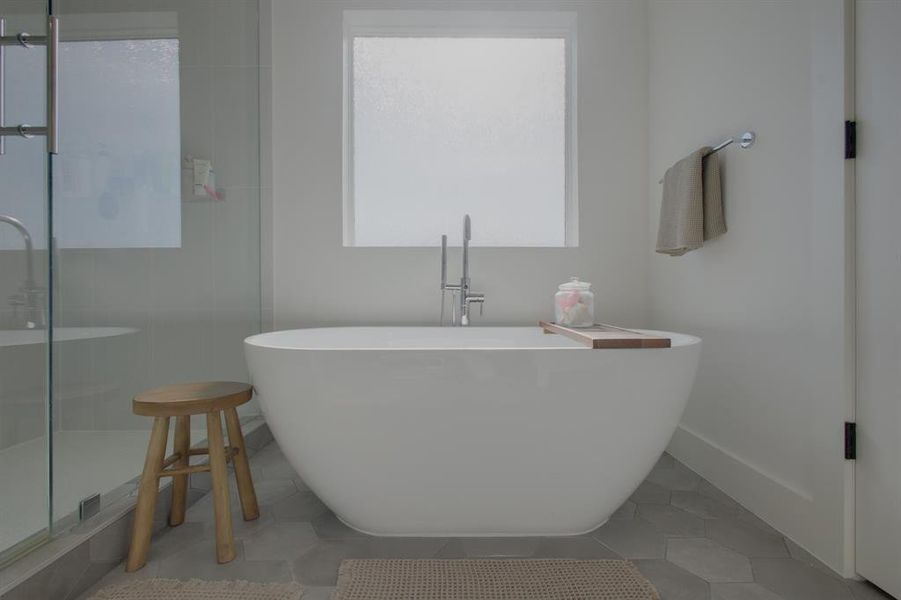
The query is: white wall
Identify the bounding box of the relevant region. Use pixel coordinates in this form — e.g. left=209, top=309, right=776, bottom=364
left=268, top=0, right=650, bottom=329
left=648, top=0, right=854, bottom=575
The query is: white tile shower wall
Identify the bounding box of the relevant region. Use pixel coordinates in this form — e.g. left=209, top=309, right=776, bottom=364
left=647, top=0, right=853, bottom=576
left=267, top=0, right=650, bottom=329
left=0, top=0, right=263, bottom=445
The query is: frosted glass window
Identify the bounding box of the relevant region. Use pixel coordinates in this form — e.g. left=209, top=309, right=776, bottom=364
left=0, top=39, right=180, bottom=249
left=346, top=30, right=575, bottom=247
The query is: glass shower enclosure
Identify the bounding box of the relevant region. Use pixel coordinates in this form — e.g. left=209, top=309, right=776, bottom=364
left=0, top=0, right=261, bottom=564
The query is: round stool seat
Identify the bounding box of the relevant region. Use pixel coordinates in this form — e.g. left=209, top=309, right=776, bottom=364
left=133, top=381, right=252, bottom=417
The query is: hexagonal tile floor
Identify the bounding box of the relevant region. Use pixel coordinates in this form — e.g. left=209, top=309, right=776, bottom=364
left=76, top=443, right=895, bottom=600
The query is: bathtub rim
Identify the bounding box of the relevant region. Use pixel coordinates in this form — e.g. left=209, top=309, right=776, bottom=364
left=244, top=326, right=701, bottom=352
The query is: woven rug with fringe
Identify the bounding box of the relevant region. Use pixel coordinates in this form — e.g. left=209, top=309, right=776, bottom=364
left=335, top=558, right=660, bottom=600
left=87, top=578, right=303, bottom=600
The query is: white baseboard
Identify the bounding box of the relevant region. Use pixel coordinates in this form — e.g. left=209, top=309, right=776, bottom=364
left=667, top=424, right=848, bottom=576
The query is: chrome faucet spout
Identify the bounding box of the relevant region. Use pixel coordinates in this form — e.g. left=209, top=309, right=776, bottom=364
left=0, top=214, right=35, bottom=287
left=0, top=214, right=45, bottom=328
left=438, top=214, right=484, bottom=326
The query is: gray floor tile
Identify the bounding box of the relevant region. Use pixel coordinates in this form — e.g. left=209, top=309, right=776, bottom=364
left=253, top=448, right=306, bottom=481
left=591, top=518, right=666, bottom=559
left=226, top=512, right=279, bottom=541
left=530, top=536, right=621, bottom=559
left=271, top=491, right=330, bottom=522
left=784, top=538, right=840, bottom=578
left=243, top=521, right=319, bottom=561
left=846, top=580, right=896, bottom=600
left=734, top=511, right=783, bottom=538
left=259, top=461, right=309, bottom=487
left=145, top=522, right=210, bottom=562
left=655, top=453, right=676, bottom=471
left=461, top=537, right=541, bottom=557
left=184, top=499, right=277, bottom=541
left=369, top=537, right=449, bottom=558
left=611, top=500, right=637, bottom=520
left=706, top=517, right=789, bottom=558
left=292, top=539, right=373, bottom=586
left=631, top=481, right=672, bottom=505
left=252, top=445, right=287, bottom=466
left=154, top=535, right=293, bottom=582
left=635, top=559, right=710, bottom=600
left=710, top=582, right=786, bottom=600
left=638, top=504, right=706, bottom=537
left=433, top=540, right=466, bottom=558
left=311, top=512, right=370, bottom=540
left=161, top=557, right=293, bottom=582
left=667, top=538, right=753, bottom=583
left=646, top=463, right=702, bottom=491
left=156, top=537, right=244, bottom=575
left=252, top=479, right=302, bottom=506
left=752, top=558, right=854, bottom=600
left=69, top=438, right=876, bottom=600
left=698, top=481, right=740, bottom=507
left=671, top=491, right=742, bottom=519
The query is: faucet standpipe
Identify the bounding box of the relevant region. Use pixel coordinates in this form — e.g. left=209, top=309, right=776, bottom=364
left=439, top=215, right=485, bottom=327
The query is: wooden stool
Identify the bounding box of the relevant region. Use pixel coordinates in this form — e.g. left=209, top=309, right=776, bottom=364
left=126, top=381, right=259, bottom=572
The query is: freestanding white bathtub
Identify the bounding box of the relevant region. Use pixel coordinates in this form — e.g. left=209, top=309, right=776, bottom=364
left=244, top=327, right=700, bottom=537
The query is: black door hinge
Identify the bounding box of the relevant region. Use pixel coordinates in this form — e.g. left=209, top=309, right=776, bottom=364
left=845, top=120, right=856, bottom=159
left=844, top=422, right=856, bottom=460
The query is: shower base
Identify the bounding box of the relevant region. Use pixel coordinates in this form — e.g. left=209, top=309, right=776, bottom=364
left=0, top=428, right=205, bottom=554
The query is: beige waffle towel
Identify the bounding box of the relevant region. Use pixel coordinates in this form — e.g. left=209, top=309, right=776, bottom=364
left=656, top=147, right=726, bottom=256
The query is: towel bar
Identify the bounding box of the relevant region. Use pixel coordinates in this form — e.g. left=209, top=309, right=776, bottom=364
left=658, top=131, right=755, bottom=183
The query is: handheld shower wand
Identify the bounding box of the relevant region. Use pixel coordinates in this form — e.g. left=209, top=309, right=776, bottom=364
left=440, top=234, right=448, bottom=325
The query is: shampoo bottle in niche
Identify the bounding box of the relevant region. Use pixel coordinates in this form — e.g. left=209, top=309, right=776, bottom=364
left=555, top=277, right=594, bottom=328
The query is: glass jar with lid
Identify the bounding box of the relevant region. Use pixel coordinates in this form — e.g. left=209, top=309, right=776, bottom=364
left=555, top=277, right=594, bottom=328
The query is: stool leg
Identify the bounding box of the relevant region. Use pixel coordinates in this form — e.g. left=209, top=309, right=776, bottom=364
left=206, top=410, right=236, bottom=564
left=126, top=416, right=170, bottom=572
left=169, top=415, right=191, bottom=526
left=224, top=407, right=260, bottom=521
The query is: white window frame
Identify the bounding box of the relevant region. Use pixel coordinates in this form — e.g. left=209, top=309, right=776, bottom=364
left=342, top=10, right=579, bottom=247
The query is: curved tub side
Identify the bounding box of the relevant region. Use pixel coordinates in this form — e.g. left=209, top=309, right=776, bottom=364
left=245, top=336, right=700, bottom=536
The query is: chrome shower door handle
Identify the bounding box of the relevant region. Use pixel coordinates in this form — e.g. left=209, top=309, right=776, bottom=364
left=47, top=15, right=58, bottom=154
left=0, top=15, right=59, bottom=153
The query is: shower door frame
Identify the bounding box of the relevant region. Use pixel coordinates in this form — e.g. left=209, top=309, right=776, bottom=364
left=0, top=0, right=57, bottom=567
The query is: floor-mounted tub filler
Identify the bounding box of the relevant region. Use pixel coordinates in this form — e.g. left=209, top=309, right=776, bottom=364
left=244, top=326, right=701, bottom=536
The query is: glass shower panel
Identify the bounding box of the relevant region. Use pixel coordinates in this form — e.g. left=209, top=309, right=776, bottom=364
left=48, top=0, right=261, bottom=533
left=0, top=0, right=51, bottom=561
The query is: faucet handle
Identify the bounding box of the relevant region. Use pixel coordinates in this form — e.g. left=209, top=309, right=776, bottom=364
left=466, top=293, right=485, bottom=317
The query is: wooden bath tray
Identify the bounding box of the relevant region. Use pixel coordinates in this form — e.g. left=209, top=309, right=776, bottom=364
left=539, top=321, right=671, bottom=349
